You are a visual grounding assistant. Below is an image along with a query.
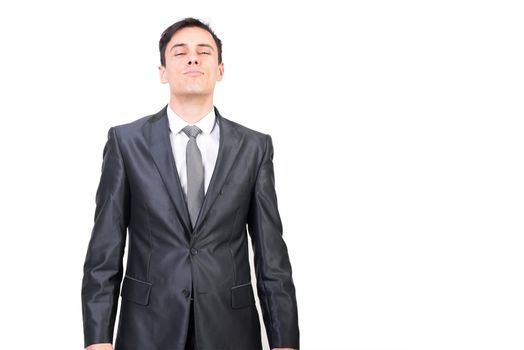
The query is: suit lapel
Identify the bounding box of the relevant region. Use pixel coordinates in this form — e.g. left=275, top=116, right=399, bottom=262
left=193, top=106, right=243, bottom=234
left=144, top=105, right=243, bottom=237
left=144, top=106, right=191, bottom=233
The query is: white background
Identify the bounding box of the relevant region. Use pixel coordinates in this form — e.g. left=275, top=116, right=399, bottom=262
left=0, top=1, right=523, bottom=349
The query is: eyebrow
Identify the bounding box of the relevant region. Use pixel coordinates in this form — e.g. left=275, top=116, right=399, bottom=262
left=169, top=43, right=215, bottom=51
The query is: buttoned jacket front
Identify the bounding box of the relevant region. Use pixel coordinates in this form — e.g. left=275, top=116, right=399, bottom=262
left=81, top=106, right=300, bottom=350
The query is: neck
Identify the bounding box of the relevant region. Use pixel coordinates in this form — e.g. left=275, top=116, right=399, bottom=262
left=169, top=94, right=214, bottom=124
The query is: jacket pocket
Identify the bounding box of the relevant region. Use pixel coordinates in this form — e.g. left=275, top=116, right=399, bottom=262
left=120, top=274, right=152, bottom=306
left=231, top=282, right=255, bottom=309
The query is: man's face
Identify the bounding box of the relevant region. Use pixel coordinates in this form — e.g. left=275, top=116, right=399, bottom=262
left=159, top=26, right=224, bottom=98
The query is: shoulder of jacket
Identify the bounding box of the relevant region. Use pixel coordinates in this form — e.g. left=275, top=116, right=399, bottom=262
left=110, top=106, right=166, bottom=138
left=221, top=115, right=270, bottom=145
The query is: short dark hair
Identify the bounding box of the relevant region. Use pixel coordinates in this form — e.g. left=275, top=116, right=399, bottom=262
left=159, top=17, right=223, bottom=67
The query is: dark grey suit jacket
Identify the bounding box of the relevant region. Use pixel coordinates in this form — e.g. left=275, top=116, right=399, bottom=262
left=81, top=106, right=299, bottom=350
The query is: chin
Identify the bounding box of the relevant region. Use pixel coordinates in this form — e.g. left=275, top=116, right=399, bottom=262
left=178, top=88, right=210, bottom=97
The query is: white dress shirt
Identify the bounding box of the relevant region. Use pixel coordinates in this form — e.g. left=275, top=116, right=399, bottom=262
left=166, top=104, right=220, bottom=197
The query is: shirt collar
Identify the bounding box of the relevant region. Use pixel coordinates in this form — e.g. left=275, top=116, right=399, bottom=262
left=166, top=104, right=217, bottom=136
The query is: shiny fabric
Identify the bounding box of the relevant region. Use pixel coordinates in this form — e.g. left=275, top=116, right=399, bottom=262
left=81, top=105, right=300, bottom=350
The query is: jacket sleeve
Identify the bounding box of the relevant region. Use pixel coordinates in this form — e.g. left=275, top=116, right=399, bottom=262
left=81, top=126, right=130, bottom=348
left=247, top=134, right=300, bottom=350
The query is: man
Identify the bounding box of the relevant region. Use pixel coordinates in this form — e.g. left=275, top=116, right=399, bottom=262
left=81, top=17, right=299, bottom=350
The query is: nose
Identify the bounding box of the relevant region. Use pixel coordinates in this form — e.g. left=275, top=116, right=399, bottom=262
left=187, top=52, right=199, bottom=65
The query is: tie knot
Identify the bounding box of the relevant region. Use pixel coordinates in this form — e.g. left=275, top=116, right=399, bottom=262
left=182, top=125, right=202, bottom=139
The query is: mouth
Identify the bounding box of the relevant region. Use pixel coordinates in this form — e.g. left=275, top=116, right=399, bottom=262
left=184, top=70, right=204, bottom=77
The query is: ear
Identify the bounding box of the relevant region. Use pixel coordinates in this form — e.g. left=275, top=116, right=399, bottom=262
left=159, top=65, right=168, bottom=84
left=216, top=62, right=224, bottom=81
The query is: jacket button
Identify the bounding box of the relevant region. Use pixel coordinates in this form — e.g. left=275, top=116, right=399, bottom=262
left=182, top=289, right=190, bottom=298
left=190, top=248, right=198, bottom=255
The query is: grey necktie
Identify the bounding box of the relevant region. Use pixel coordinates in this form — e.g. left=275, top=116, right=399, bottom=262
left=182, top=125, right=204, bottom=230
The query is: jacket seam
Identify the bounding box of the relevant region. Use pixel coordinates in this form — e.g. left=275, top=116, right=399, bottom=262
left=227, top=208, right=240, bottom=285
left=252, top=134, right=269, bottom=192
left=253, top=134, right=276, bottom=340
left=124, top=273, right=152, bottom=285
left=110, top=126, right=131, bottom=230
left=231, top=281, right=251, bottom=289
left=145, top=202, right=153, bottom=282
